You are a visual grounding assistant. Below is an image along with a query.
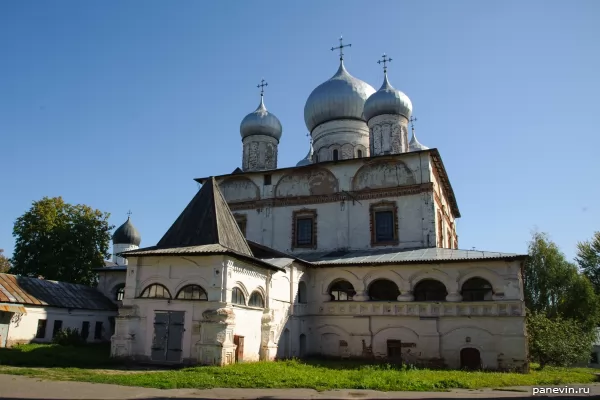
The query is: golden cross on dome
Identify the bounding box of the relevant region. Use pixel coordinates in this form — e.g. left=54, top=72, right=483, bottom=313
left=331, top=36, right=351, bottom=61
left=257, top=79, right=268, bottom=96
left=377, top=53, right=393, bottom=74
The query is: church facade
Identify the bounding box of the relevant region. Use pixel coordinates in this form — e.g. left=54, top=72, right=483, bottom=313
left=101, top=42, right=528, bottom=370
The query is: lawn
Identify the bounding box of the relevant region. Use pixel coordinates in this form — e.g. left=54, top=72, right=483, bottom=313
left=0, top=344, right=597, bottom=392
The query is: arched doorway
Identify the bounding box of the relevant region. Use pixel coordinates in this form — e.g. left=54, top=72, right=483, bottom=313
left=460, top=347, right=481, bottom=370
left=299, top=334, right=306, bottom=358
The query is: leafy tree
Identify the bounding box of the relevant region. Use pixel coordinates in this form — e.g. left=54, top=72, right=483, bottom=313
left=576, top=231, right=600, bottom=295
left=523, top=231, right=600, bottom=329
left=527, top=313, right=597, bottom=368
left=0, top=249, right=11, bottom=273
left=11, top=197, right=112, bottom=286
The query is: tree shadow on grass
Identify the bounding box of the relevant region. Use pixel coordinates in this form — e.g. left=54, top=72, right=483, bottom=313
left=0, top=343, right=180, bottom=371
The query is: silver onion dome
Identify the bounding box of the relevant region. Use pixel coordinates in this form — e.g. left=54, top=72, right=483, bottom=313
left=296, top=141, right=314, bottom=166
left=240, top=96, right=283, bottom=141
left=304, top=61, right=376, bottom=133
left=409, top=129, right=429, bottom=151
left=112, top=216, right=141, bottom=246
left=364, top=73, right=412, bottom=121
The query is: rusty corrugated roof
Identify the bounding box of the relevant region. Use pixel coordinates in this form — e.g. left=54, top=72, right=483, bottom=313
left=0, top=274, right=116, bottom=311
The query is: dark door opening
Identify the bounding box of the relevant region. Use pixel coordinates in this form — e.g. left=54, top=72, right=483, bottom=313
left=460, top=347, right=481, bottom=370
left=151, top=311, right=185, bottom=363
left=234, top=335, right=244, bottom=362
left=387, top=340, right=402, bottom=364
left=299, top=334, right=306, bottom=358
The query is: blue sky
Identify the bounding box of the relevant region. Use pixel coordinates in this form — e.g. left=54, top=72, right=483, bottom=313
left=1, top=1, right=598, bottom=261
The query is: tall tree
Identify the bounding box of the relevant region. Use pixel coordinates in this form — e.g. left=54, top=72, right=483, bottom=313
left=11, top=197, right=113, bottom=286
left=0, top=249, right=11, bottom=273
left=523, top=231, right=600, bottom=330
left=576, top=231, right=600, bottom=295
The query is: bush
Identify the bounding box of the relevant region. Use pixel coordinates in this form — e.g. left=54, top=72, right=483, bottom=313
left=52, top=328, right=85, bottom=346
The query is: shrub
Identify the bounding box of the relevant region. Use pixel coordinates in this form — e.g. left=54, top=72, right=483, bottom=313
left=51, top=328, right=85, bottom=346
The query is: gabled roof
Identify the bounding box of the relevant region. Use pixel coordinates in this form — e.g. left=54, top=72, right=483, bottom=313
left=155, top=177, right=253, bottom=256
left=0, top=273, right=116, bottom=311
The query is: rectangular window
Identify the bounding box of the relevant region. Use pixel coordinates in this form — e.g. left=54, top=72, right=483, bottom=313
left=81, top=321, right=90, bottom=340
left=292, top=209, right=317, bottom=249
left=35, top=319, right=47, bottom=339
left=370, top=201, right=398, bottom=246
left=263, top=174, right=272, bottom=185
left=52, top=320, right=63, bottom=337
left=94, top=321, right=103, bottom=340
left=375, top=211, right=394, bottom=242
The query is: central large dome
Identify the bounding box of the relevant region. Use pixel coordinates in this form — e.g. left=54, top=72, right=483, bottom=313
left=304, top=62, right=376, bottom=133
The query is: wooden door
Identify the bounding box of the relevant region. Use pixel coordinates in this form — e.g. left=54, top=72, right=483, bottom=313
left=151, top=311, right=185, bottom=363
left=234, top=335, right=244, bottom=362
left=460, top=347, right=481, bottom=370
left=387, top=340, right=402, bottom=364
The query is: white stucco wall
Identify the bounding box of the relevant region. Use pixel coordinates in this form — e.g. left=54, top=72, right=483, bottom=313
left=219, top=152, right=439, bottom=253
left=6, top=306, right=116, bottom=346
left=96, top=270, right=127, bottom=303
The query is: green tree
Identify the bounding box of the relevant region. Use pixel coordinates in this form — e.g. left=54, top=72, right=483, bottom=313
left=576, top=231, right=600, bottom=294
left=523, top=231, right=600, bottom=329
left=0, top=249, right=11, bottom=273
left=527, top=313, right=597, bottom=368
left=11, top=197, right=112, bottom=286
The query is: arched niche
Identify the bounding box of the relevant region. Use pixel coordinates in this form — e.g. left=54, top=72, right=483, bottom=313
left=352, top=158, right=417, bottom=191
left=219, top=177, right=260, bottom=202
left=275, top=168, right=339, bottom=198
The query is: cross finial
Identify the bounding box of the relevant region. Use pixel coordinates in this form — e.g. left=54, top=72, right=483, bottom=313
left=126, top=210, right=132, bottom=219
left=257, top=79, right=268, bottom=97
left=377, top=53, right=392, bottom=74
left=331, top=36, right=351, bottom=61
left=409, top=116, right=418, bottom=131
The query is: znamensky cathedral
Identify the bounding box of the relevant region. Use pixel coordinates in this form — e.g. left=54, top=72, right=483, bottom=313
left=96, top=38, right=528, bottom=371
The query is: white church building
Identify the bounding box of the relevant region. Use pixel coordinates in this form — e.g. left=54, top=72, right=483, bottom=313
left=98, top=42, right=529, bottom=371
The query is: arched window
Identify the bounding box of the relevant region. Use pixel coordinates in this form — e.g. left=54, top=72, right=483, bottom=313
left=332, top=149, right=339, bottom=161
left=357, top=149, right=363, bottom=158
left=368, top=279, right=400, bottom=301
left=413, top=279, right=447, bottom=302
left=176, top=285, right=208, bottom=301
left=114, top=283, right=125, bottom=301
left=329, top=280, right=356, bottom=301
left=139, top=284, right=171, bottom=299
left=249, top=291, right=265, bottom=307
left=461, top=278, right=493, bottom=301
left=298, top=281, right=307, bottom=304
left=232, top=287, right=245, bottom=305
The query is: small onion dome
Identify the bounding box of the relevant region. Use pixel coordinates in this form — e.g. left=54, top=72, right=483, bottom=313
left=409, top=130, right=429, bottom=151
left=112, top=217, right=141, bottom=246
left=364, top=73, right=412, bottom=121
left=240, top=96, right=282, bottom=141
left=296, top=142, right=314, bottom=167
left=304, top=62, right=376, bottom=133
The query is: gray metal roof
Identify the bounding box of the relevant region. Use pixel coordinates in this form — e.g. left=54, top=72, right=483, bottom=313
left=123, top=244, right=285, bottom=272
left=258, top=257, right=294, bottom=268
left=0, top=273, right=116, bottom=311
left=298, top=247, right=526, bottom=266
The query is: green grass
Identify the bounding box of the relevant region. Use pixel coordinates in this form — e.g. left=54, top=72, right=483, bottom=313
left=0, top=344, right=598, bottom=392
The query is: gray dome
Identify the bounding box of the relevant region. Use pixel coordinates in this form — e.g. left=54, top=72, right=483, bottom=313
left=409, top=130, right=429, bottom=151
left=112, top=217, right=141, bottom=246
left=296, top=142, right=314, bottom=166
left=240, top=97, right=282, bottom=141
left=364, top=73, right=412, bottom=121
left=304, top=62, right=376, bottom=133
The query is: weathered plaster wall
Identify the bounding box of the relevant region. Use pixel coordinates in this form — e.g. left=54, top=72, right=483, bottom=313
left=96, top=270, right=126, bottom=303
left=6, top=306, right=116, bottom=346
left=218, top=153, right=438, bottom=253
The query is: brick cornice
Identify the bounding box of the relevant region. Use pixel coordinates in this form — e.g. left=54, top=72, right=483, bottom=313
left=227, top=182, right=433, bottom=211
